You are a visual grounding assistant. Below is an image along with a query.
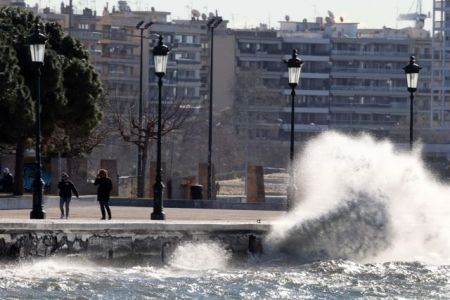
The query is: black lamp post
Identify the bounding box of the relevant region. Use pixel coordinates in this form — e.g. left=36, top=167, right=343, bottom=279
left=151, top=35, right=169, bottom=220
left=135, top=20, right=153, bottom=198
left=284, top=49, right=303, bottom=211
left=206, top=16, right=222, bottom=200
left=28, top=23, right=47, bottom=219
left=403, top=56, right=421, bottom=150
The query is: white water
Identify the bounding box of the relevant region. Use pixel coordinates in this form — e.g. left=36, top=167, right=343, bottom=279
left=168, top=242, right=232, bottom=270
left=268, top=132, right=450, bottom=264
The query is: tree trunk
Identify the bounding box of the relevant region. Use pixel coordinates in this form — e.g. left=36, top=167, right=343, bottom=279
left=138, top=141, right=148, bottom=198
left=13, top=139, right=25, bottom=195
left=67, top=157, right=73, bottom=178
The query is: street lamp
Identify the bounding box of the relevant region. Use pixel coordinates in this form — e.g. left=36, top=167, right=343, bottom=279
left=206, top=16, right=222, bottom=201
left=135, top=20, right=153, bottom=198
left=151, top=35, right=169, bottom=220
left=284, top=49, right=303, bottom=211
left=403, top=55, right=421, bottom=150
left=28, top=22, right=47, bottom=219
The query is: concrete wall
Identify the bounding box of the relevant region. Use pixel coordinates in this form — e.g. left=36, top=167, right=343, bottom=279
left=0, top=221, right=268, bottom=261
left=214, top=31, right=236, bottom=113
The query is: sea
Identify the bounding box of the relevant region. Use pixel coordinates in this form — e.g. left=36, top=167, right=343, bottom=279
left=1, top=132, right=449, bottom=299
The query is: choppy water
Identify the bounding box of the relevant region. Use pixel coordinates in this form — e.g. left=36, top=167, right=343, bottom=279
left=0, top=256, right=449, bottom=299
left=2, top=132, right=450, bottom=299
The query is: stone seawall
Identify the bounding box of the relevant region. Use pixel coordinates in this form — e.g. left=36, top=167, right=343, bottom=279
left=0, top=220, right=269, bottom=261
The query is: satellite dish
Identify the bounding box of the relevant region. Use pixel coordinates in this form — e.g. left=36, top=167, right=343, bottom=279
left=328, top=10, right=335, bottom=21
left=201, top=13, right=207, bottom=20
left=285, top=15, right=290, bottom=21
left=209, top=12, right=215, bottom=18
left=151, top=6, right=155, bottom=12
left=191, top=9, right=200, bottom=19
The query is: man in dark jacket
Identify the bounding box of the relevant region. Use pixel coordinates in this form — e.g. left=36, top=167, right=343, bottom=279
left=58, top=173, right=79, bottom=219
left=94, top=169, right=112, bottom=220
left=0, top=168, right=14, bottom=193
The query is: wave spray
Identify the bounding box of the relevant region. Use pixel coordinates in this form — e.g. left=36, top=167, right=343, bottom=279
left=267, top=132, right=450, bottom=264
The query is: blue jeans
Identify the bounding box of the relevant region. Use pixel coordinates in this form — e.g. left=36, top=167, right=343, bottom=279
left=60, top=196, right=71, bottom=218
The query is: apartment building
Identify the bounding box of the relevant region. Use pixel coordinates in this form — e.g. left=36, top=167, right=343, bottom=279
left=329, top=23, right=432, bottom=144
left=226, top=14, right=450, bottom=172
left=27, top=1, right=224, bottom=177
left=3, top=0, right=450, bottom=175
left=431, top=0, right=450, bottom=146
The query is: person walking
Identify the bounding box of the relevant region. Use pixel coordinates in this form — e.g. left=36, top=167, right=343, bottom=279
left=94, top=169, right=112, bottom=220
left=0, top=168, right=14, bottom=193
left=57, top=172, right=79, bottom=219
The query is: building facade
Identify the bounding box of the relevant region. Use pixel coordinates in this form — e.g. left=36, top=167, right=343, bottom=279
left=226, top=14, right=450, bottom=174
left=3, top=0, right=450, bottom=178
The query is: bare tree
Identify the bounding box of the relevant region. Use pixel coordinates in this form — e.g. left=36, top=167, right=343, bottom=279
left=112, top=98, right=189, bottom=197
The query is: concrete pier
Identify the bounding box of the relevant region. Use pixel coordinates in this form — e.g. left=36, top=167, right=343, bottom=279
left=0, top=220, right=270, bottom=261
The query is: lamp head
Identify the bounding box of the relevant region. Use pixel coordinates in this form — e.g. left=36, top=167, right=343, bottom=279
left=153, top=35, right=170, bottom=76
left=403, top=55, right=421, bottom=93
left=28, top=21, right=47, bottom=64
left=144, top=21, right=153, bottom=29
left=135, top=20, right=144, bottom=29
left=285, top=49, right=304, bottom=87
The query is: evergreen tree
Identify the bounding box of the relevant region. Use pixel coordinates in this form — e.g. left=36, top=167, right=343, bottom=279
left=0, top=7, right=104, bottom=194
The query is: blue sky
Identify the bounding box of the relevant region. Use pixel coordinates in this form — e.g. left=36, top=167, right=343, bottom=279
left=29, top=0, right=433, bottom=30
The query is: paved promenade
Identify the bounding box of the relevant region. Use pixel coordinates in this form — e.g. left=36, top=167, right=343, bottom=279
left=0, top=195, right=285, bottom=221
left=0, top=206, right=285, bottom=221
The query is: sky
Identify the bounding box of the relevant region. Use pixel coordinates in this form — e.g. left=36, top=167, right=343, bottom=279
left=29, top=0, right=433, bottom=30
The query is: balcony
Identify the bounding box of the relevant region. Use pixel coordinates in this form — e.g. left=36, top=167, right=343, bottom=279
left=330, top=103, right=408, bottom=114
left=72, top=30, right=102, bottom=41
left=331, top=50, right=408, bottom=60
left=177, top=76, right=201, bottom=82
left=435, top=1, right=450, bottom=10
left=281, top=123, right=329, bottom=132
left=331, top=85, right=405, bottom=92
left=332, top=67, right=403, bottom=74
left=331, top=120, right=405, bottom=129
left=176, top=59, right=201, bottom=65
left=282, top=89, right=329, bottom=97
left=173, top=42, right=202, bottom=48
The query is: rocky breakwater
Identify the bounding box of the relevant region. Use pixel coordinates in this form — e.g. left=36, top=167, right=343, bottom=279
left=0, top=220, right=269, bottom=261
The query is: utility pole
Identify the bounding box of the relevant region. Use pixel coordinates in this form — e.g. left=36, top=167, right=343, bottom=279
left=206, top=16, right=222, bottom=201
left=135, top=21, right=153, bottom=198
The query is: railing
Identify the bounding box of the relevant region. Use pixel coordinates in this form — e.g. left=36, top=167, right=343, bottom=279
left=100, top=53, right=136, bottom=61
left=331, top=50, right=407, bottom=58
left=176, top=59, right=201, bottom=65
left=332, top=67, right=403, bottom=74
left=177, top=77, right=201, bottom=82
left=331, top=121, right=404, bottom=128
left=331, top=85, right=405, bottom=92
left=174, top=42, right=202, bottom=48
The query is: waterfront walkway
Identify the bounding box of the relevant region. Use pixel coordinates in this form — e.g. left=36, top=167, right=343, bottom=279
left=0, top=206, right=285, bottom=221
left=0, top=195, right=285, bottom=222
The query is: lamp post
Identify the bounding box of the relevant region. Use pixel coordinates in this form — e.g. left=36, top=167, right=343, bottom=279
left=403, top=55, right=421, bottom=150
left=28, top=23, right=47, bottom=219
left=284, top=49, right=303, bottom=211
left=135, top=20, right=153, bottom=198
left=151, top=35, right=169, bottom=220
left=206, top=16, right=222, bottom=201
